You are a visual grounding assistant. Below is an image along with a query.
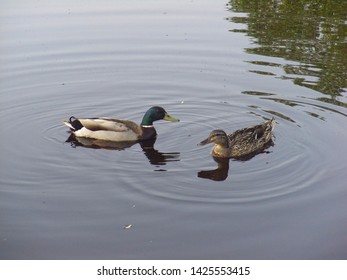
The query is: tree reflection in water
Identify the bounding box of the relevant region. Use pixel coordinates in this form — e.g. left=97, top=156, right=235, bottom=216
left=227, top=0, right=346, bottom=104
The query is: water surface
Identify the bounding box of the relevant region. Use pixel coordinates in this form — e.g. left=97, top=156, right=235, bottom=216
left=1, top=0, right=347, bottom=259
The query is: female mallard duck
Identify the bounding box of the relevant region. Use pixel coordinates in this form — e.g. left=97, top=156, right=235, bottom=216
left=200, top=118, right=275, bottom=158
left=63, top=106, right=179, bottom=142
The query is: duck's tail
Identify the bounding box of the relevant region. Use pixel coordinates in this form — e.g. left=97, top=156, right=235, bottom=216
left=63, top=116, right=83, bottom=131
left=269, top=117, right=276, bottom=131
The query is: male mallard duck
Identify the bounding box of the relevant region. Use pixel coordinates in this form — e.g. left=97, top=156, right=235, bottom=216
left=63, top=106, right=179, bottom=142
left=200, top=118, right=275, bottom=158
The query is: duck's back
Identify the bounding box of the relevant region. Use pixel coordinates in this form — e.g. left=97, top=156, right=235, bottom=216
left=228, top=118, right=275, bottom=158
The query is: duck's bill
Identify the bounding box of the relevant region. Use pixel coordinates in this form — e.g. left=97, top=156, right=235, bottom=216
left=199, top=138, right=211, bottom=146
left=164, top=113, right=180, bottom=122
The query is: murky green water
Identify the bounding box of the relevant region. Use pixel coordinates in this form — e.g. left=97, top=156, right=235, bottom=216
left=1, top=0, right=346, bottom=259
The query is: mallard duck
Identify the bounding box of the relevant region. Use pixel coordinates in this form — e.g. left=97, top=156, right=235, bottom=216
left=200, top=118, right=275, bottom=158
left=63, top=106, right=179, bottom=142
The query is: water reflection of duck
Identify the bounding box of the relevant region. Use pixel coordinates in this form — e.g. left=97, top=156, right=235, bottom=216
left=65, top=134, right=180, bottom=166
left=198, top=157, right=230, bottom=181
left=63, top=106, right=179, bottom=142
left=139, top=138, right=180, bottom=166
left=65, top=133, right=137, bottom=150
left=200, top=118, right=275, bottom=159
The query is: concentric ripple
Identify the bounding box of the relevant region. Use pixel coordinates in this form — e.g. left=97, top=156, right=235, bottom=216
left=1, top=0, right=346, bottom=207
left=105, top=97, right=346, bottom=205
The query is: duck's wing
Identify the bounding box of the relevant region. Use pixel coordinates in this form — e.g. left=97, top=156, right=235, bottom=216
left=228, top=118, right=275, bottom=143
left=227, top=118, right=275, bottom=157
left=78, top=118, right=142, bottom=134
left=228, top=126, right=259, bottom=147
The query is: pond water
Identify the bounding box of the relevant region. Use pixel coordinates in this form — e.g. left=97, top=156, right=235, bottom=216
left=1, top=0, right=346, bottom=259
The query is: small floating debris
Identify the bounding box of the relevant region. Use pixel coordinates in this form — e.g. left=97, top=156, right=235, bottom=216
left=123, top=224, right=133, bottom=229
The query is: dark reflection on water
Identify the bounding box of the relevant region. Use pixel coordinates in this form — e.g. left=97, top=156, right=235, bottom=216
left=228, top=0, right=347, bottom=100
left=66, top=134, right=180, bottom=166
left=198, top=157, right=230, bottom=181
left=140, top=139, right=180, bottom=167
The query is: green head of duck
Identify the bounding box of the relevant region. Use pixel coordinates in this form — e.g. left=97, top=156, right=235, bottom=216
left=141, top=106, right=180, bottom=126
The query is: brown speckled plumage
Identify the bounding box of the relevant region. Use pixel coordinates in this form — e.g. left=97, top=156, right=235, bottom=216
left=200, top=118, right=275, bottom=158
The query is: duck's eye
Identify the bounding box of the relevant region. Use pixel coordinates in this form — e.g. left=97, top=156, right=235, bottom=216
left=215, top=132, right=225, bottom=138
